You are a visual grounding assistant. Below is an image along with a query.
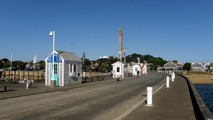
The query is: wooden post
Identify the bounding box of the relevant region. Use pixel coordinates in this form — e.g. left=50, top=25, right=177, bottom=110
left=33, top=69, right=34, bottom=80
left=19, top=70, right=21, bottom=80
left=9, top=70, right=11, bottom=80
left=37, top=70, right=39, bottom=80
left=14, top=70, right=16, bottom=80
left=23, top=70, right=25, bottom=80
left=28, top=70, right=29, bottom=80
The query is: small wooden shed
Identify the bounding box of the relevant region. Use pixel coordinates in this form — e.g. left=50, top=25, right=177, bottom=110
left=45, top=50, right=82, bottom=87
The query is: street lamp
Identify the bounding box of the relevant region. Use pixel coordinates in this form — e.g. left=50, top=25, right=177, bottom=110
left=49, top=31, right=55, bottom=81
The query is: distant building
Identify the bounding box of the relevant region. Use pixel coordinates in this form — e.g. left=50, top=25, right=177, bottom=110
left=132, top=64, right=141, bottom=75
left=157, top=61, right=178, bottom=71
left=129, top=62, right=148, bottom=76
left=209, top=63, right=213, bottom=72
left=112, top=61, right=128, bottom=79
left=203, top=62, right=211, bottom=72
left=45, top=50, right=82, bottom=87
left=191, top=61, right=203, bottom=71
left=141, top=62, right=148, bottom=74
left=191, top=61, right=211, bottom=72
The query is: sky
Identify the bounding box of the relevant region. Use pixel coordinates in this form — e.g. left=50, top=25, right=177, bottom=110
left=0, top=0, right=213, bottom=63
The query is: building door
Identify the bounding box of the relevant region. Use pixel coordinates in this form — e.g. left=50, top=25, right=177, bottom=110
left=48, top=53, right=62, bottom=87
left=50, top=62, right=59, bottom=86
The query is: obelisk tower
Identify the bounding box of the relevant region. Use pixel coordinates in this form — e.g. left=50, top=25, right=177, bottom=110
left=118, top=28, right=123, bottom=62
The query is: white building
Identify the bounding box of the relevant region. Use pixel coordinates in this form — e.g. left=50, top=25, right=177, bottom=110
left=191, top=61, right=211, bottom=72
left=141, top=62, right=148, bottom=74
left=45, top=50, right=82, bottom=87
left=132, top=62, right=148, bottom=76
left=191, top=61, right=203, bottom=72
left=157, top=61, right=178, bottom=71
left=112, top=61, right=128, bottom=79
left=132, top=64, right=141, bottom=75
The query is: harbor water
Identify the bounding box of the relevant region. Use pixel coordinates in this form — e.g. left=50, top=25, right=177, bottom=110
left=195, top=84, right=213, bottom=114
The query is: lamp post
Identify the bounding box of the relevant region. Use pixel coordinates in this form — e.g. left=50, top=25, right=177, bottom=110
left=49, top=31, right=56, bottom=87
left=123, top=48, right=127, bottom=64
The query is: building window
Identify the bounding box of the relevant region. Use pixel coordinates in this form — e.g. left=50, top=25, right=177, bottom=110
left=52, top=64, right=57, bottom=74
left=69, top=64, right=76, bottom=76
left=74, top=64, right=76, bottom=72
left=70, top=64, right=73, bottom=73
left=117, top=67, right=120, bottom=72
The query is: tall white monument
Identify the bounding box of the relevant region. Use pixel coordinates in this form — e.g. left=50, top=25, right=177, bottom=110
left=118, top=28, right=123, bottom=62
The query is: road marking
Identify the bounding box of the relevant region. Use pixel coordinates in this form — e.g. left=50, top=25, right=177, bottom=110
left=115, top=83, right=166, bottom=120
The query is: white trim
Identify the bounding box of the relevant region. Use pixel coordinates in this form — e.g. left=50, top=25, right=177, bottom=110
left=62, top=60, right=64, bottom=86
left=45, top=62, right=48, bottom=86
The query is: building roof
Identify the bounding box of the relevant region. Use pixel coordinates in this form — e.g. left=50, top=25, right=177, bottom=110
left=191, top=61, right=202, bottom=65
left=56, top=50, right=81, bottom=62
left=46, top=50, right=82, bottom=62
left=112, top=61, right=125, bottom=66
left=164, top=61, right=178, bottom=68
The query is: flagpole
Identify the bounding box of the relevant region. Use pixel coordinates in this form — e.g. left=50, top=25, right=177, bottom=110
left=33, top=54, right=37, bottom=80
left=51, top=31, right=55, bottom=81
left=49, top=31, right=55, bottom=81
left=53, top=31, right=55, bottom=81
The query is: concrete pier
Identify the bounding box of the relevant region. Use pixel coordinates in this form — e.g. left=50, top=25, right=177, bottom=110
left=0, top=73, right=212, bottom=119
left=124, top=75, right=212, bottom=120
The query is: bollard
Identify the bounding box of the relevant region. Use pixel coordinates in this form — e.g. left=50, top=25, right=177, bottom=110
left=26, top=82, right=29, bottom=89
left=172, top=72, right=175, bottom=82
left=147, top=87, right=153, bottom=106
left=166, top=76, right=170, bottom=88
left=31, top=80, right=34, bottom=87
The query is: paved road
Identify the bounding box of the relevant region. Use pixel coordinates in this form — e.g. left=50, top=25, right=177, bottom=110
left=0, top=72, right=166, bottom=120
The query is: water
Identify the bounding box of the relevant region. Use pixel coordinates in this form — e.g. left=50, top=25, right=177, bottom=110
left=195, top=84, right=213, bottom=114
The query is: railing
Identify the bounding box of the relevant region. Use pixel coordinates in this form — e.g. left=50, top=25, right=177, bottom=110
left=82, top=72, right=112, bottom=83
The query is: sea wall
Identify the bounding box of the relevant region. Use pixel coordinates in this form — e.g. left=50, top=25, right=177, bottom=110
left=181, top=75, right=213, bottom=119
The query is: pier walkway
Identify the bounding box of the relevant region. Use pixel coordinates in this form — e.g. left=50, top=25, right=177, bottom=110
left=1, top=74, right=212, bottom=119
left=123, top=75, right=198, bottom=120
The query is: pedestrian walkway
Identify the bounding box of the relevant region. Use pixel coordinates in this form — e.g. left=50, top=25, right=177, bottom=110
left=123, top=75, right=197, bottom=120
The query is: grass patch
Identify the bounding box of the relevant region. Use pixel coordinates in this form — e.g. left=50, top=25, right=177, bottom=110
left=186, top=71, right=212, bottom=75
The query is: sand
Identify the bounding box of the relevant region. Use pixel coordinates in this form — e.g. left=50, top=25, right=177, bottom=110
left=184, top=75, right=213, bottom=84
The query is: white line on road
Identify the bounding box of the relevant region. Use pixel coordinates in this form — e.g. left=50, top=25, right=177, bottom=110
left=115, top=83, right=166, bottom=120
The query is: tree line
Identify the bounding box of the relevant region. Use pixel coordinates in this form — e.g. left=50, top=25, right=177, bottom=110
left=82, top=53, right=168, bottom=72
left=0, top=53, right=192, bottom=72
left=0, top=58, right=45, bottom=71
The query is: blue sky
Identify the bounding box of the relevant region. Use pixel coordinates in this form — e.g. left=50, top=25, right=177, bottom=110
left=0, top=0, right=213, bottom=63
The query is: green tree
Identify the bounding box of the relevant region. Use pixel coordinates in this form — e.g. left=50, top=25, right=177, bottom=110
left=0, top=58, right=10, bottom=69
left=94, top=56, right=118, bottom=72
left=13, top=60, right=25, bottom=70
left=38, top=61, right=45, bottom=70
left=183, top=62, right=191, bottom=71
left=126, top=53, right=167, bottom=70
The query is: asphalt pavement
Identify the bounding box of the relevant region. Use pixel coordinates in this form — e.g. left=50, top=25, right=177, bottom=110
left=123, top=74, right=197, bottom=120
left=0, top=73, right=202, bottom=120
